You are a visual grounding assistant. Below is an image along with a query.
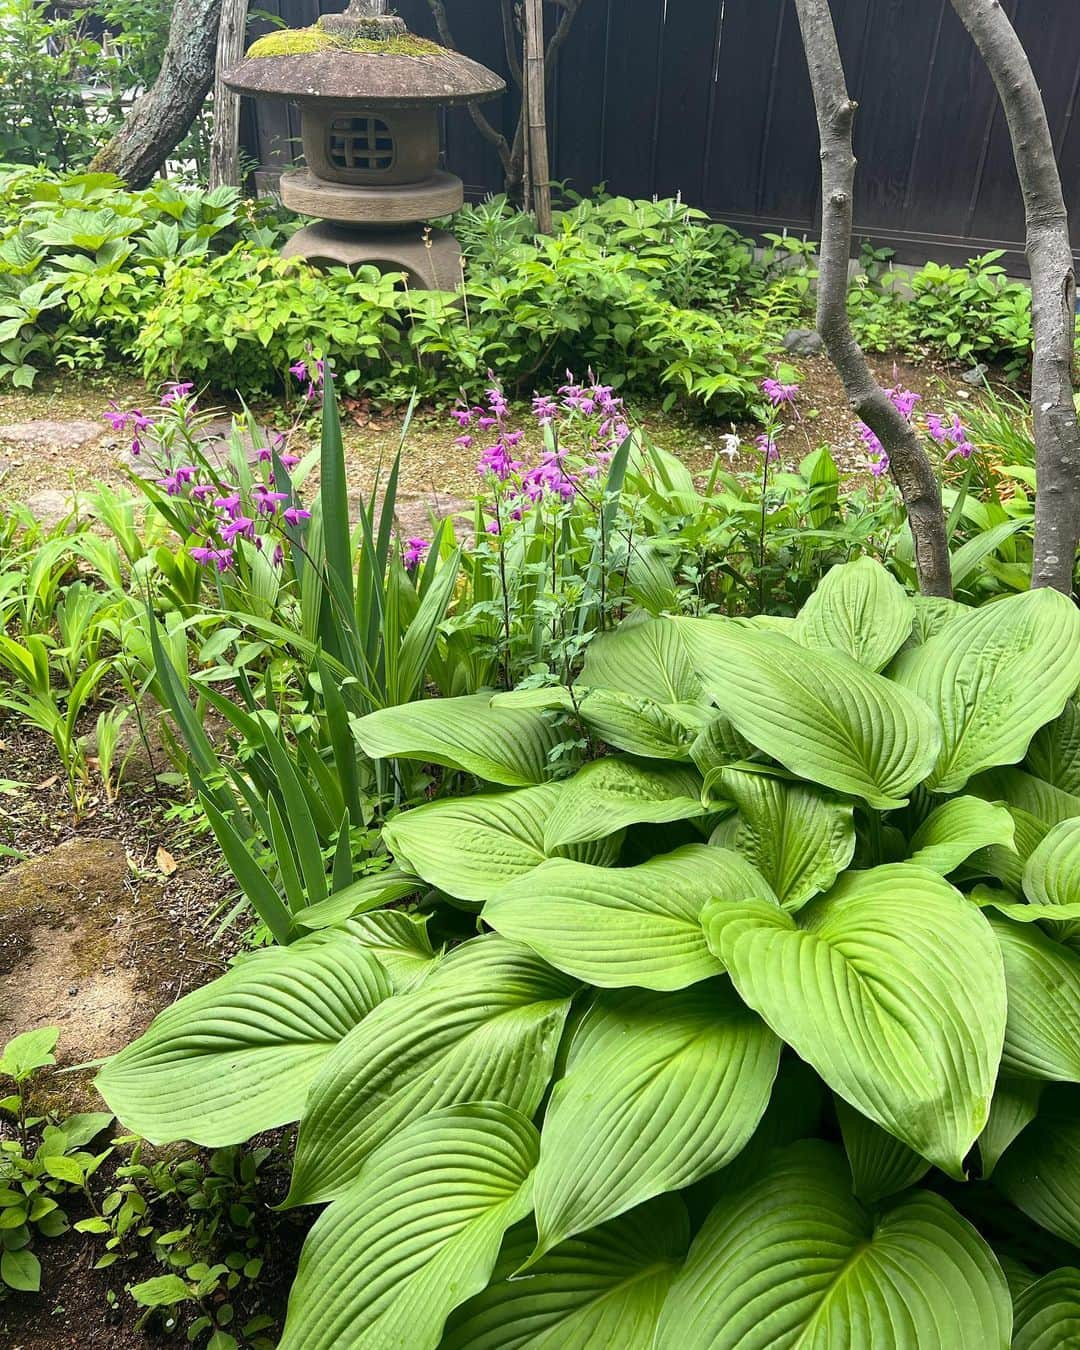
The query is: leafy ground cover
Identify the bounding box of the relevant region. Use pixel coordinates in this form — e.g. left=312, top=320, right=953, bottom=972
left=0, top=354, right=1067, bottom=1345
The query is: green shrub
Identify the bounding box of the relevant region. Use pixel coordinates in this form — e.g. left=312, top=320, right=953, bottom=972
left=96, top=560, right=1080, bottom=1346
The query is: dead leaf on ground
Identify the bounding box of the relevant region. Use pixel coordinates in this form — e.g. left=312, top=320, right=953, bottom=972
left=155, top=846, right=178, bottom=877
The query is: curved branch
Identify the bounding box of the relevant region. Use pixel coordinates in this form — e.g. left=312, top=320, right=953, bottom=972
left=949, top=0, right=1080, bottom=595
left=792, top=0, right=952, bottom=598
left=425, top=0, right=513, bottom=176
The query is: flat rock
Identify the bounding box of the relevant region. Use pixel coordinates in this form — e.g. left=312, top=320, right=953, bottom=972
left=23, top=488, right=73, bottom=529
left=783, top=327, right=825, bottom=356
left=0, top=838, right=138, bottom=1064
left=0, top=419, right=106, bottom=450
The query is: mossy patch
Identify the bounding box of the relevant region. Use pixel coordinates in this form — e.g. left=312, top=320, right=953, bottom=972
left=246, top=27, right=443, bottom=59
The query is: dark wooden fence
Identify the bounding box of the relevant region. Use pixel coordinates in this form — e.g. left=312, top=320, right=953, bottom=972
left=245, top=0, right=1080, bottom=267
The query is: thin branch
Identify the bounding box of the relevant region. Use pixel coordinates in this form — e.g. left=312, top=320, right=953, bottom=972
left=792, top=0, right=952, bottom=598
left=949, top=0, right=1080, bottom=596
left=499, top=0, right=523, bottom=89
left=425, top=0, right=513, bottom=175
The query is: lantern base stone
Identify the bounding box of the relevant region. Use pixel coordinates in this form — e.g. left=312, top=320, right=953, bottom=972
left=281, top=220, right=463, bottom=291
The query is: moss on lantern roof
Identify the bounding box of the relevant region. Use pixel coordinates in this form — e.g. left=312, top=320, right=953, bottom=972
left=246, top=26, right=443, bottom=59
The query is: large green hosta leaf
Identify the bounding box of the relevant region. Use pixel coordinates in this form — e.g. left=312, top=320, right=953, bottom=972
left=286, top=936, right=575, bottom=1206
left=995, top=1083, right=1080, bottom=1246
left=990, top=917, right=1080, bottom=1082
left=95, top=934, right=391, bottom=1147
left=674, top=618, right=940, bottom=809
left=530, top=982, right=779, bottom=1257
left=890, top=589, right=1080, bottom=793
left=1023, top=818, right=1080, bottom=917
left=1026, top=699, right=1080, bottom=797
left=707, top=767, right=855, bottom=909
left=835, top=1097, right=931, bottom=1203
left=484, top=846, right=772, bottom=990
left=577, top=689, right=700, bottom=760
left=340, top=912, right=441, bottom=992
left=702, top=864, right=1006, bottom=1176
left=1012, top=1267, right=1080, bottom=1350
left=443, top=1197, right=689, bottom=1350
left=542, top=758, right=706, bottom=849
left=580, top=618, right=706, bottom=705
left=280, top=1104, right=537, bottom=1350
left=978, top=1076, right=1043, bottom=1178
left=383, top=785, right=620, bottom=905
left=792, top=556, right=914, bottom=671
left=654, top=1141, right=1011, bottom=1350
left=354, top=694, right=574, bottom=786
left=907, top=796, right=1016, bottom=875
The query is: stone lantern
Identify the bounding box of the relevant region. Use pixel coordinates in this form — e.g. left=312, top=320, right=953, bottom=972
left=223, top=1, right=505, bottom=290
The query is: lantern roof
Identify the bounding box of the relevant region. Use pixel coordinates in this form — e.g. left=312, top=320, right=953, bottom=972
left=223, top=2, right=505, bottom=107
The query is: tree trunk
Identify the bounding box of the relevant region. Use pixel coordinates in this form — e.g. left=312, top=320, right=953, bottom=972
left=90, top=0, right=224, bottom=189
left=209, top=0, right=249, bottom=189
left=792, top=0, right=953, bottom=598
left=949, top=0, right=1080, bottom=596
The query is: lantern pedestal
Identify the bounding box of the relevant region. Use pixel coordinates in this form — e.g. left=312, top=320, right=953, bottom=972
left=281, top=220, right=463, bottom=290
left=224, top=1, right=504, bottom=293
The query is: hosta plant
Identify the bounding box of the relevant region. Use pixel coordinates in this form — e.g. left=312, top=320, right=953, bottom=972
left=97, top=560, right=1080, bottom=1347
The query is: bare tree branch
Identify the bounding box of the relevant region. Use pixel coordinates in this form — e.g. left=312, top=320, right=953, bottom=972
left=499, top=0, right=523, bottom=89
left=949, top=0, right=1080, bottom=595
left=426, top=0, right=513, bottom=179
left=792, top=0, right=952, bottom=598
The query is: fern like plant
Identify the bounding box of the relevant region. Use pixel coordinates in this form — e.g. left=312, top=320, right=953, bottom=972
left=97, top=559, right=1080, bottom=1347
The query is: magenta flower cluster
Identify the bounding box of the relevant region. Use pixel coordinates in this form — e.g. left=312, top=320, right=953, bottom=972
left=290, top=357, right=325, bottom=403
left=103, top=378, right=309, bottom=576
left=451, top=374, right=629, bottom=537
left=927, top=413, right=976, bottom=462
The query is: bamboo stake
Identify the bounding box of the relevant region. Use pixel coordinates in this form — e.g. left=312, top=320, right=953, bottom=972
left=209, top=0, right=248, bottom=189
left=523, top=0, right=553, bottom=233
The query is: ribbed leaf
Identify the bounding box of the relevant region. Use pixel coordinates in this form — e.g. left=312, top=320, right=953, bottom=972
left=384, top=785, right=620, bottom=905
left=1024, top=818, right=1080, bottom=915
left=995, top=1083, right=1080, bottom=1246
left=96, top=934, right=391, bottom=1146
left=990, top=916, right=1080, bottom=1082
left=280, top=1105, right=538, bottom=1350
left=909, top=593, right=968, bottom=644
left=978, top=1076, right=1042, bottom=1178
left=578, top=689, right=699, bottom=760
left=1026, top=699, right=1080, bottom=797
left=1012, top=1267, right=1080, bottom=1350
left=531, top=982, right=779, bottom=1256
left=890, top=589, right=1080, bottom=793
left=354, top=694, right=574, bottom=786
left=542, top=758, right=706, bottom=849
left=654, top=1141, right=1011, bottom=1350
left=835, top=1097, right=931, bottom=1203
left=484, top=845, right=772, bottom=990
left=793, top=556, right=914, bottom=671
left=443, top=1197, right=689, bottom=1350
left=907, top=796, right=1016, bottom=875
left=286, top=936, right=575, bottom=1206
left=340, top=911, right=441, bottom=991
left=702, top=864, right=1006, bottom=1176
left=675, top=618, right=940, bottom=809
left=708, top=767, right=855, bottom=909
left=580, top=618, right=706, bottom=705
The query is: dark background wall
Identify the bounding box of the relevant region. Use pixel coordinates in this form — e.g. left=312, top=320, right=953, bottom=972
left=245, top=0, right=1080, bottom=268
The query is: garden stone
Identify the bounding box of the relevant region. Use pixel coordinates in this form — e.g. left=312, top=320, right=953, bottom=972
left=0, top=418, right=106, bottom=451
left=23, top=488, right=73, bottom=530
left=0, top=838, right=138, bottom=1065
left=962, top=363, right=989, bottom=385
left=783, top=328, right=825, bottom=356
